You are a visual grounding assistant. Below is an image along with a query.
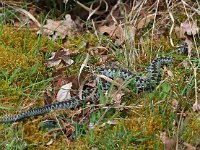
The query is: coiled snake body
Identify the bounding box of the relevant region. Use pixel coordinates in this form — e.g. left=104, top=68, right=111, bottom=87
left=0, top=56, right=173, bottom=123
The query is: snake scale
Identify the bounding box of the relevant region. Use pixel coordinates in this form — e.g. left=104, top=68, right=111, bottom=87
left=0, top=56, right=173, bottom=123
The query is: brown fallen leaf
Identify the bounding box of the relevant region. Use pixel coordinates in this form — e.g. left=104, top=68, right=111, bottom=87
left=112, top=90, right=124, bottom=105
left=172, top=99, right=178, bottom=110
left=179, top=21, right=199, bottom=39
left=37, top=14, right=77, bottom=41
left=160, top=132, right=176, bottom=150
left=98, top=24, right=136, bottom=44
left=62, top=122, right=75, bottom=138
left=99, top=24, right=124, bottom=43
left=47, top=49, right=74, bottom=67
left=137, top=14, right=155, bottom=29
left=192, top=102, right=200, bottom=112
left=44, top=85, right=54, bottom=105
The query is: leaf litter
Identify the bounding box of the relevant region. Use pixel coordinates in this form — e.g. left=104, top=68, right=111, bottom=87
left=1, top=1, right=200, bottom=149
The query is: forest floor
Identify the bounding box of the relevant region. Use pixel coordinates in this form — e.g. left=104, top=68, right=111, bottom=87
left=0, top=0, right=199, bottom=149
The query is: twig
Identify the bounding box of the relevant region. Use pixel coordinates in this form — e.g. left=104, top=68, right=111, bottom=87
left=14, top=8, right=41, bottom=27
left=96, top=74, right=132, bottom=93
left=74, top=0, right=106, bottom=15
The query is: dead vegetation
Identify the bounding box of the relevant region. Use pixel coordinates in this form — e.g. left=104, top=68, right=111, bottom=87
left=0, top=0, right=199, bottom=149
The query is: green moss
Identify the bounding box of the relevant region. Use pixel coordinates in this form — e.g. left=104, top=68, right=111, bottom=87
left=182, top=116, right=200, bottom=145
left=65, top=32, right=98, bottom=52
left=0, top=6, right=199, bottom=148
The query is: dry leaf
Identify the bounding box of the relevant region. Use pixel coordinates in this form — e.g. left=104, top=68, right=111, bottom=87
left=47, top=52, right=62, bottom=67
left=113, top=90, right=124, bottom=105
left=192, top=102, right=200, bottom=112
left=56, top=82, right=72, bottom=102
left=99, top=24, right=136, bottom=44
left=46, top=139, right=53, bottom=146
left=63, top=122, right=75, bottom=137
left=180, top=21, right=199, bottom=39
left=160, top=132, right=176, bottom=150
left=37, top=14, right=77, bottom=41
left=183, top=60, right=191, bottom=69
left=47, top=49, right=74, bottom=67
left=167, top=70, right=174, bottom=77
left=163, top=66, right=173, bottom=77
left=137, top=14, right=155, bottom=29
left=44, top=85, right=54, bottom=105
left=184, top=142, right=196, bottom=150
left=107, top=120, right=119, bottom=125
left=172, top=99, right=178, bottom=110
left=99, top=24, right=124, bottom=43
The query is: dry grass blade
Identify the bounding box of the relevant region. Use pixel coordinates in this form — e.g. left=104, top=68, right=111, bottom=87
left=96, top=74, right=131, bottom=93
left=14, top=8, right=41, bottom=27
left=78, top=53, right=90, bottom=85
left=87, top=1, right=102, bottom=21
left=192, top=66, right=200, bottom=112
left=167, top=7, right=175, bottom=47
left=181, top=0, right=200, bottom=15
left=75, top=0, right=106, bottom=16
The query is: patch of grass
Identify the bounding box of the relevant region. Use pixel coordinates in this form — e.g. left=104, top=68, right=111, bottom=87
left=0, top=24, right=98, bottom=149
left=0, top=1, right=199, bottom=149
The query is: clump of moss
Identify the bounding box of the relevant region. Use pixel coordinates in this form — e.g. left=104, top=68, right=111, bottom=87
left=182, top=116, right=200, bottom=145
left=0, top=26, right=59, bottom=110
left=65, top=32, right=98, bottom=52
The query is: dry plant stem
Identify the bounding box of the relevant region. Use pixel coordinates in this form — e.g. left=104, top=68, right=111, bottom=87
left=96, top=74, right=132, bottom=93
left=48, top=114, right=66, bottom=136
left=2, top=3, right=41, bottom=27
left=101, top=0, right=120, bottom=25
left=193, top=66, right=199, bottom=110
left=181, top=0, right=193, bottom=22
left=181, top=0, right=200, bottom=15
left=150, top=0, right=160, bottom=60
left=93, top=107, right=109, bottom=128
left=110, top=0, right=121, bottom=24
left=2, top=1, right=32, bottom=8
left=128, top=0, right=143, bottom=21
left=78, top=72, right=97, bottom=101
left=87, top=1, right=101, bottom=21
left=78, top=53, right=90, bottom=86
left=166, top=0, right=175, bottom=47
left=132, top=1, right=145, bottom=25
left=92, top=19, right=100, bottom=42
left=79, top=103, right=142, bottom=112
left=176, top=108, right=184, bottom=150
left=15, top=8, right=41, bottom=27
left=75, top=0, right=106, bottom=15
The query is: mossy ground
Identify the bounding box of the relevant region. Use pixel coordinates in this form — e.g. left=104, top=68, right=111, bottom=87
left=0, top=8, right=200, bottom=150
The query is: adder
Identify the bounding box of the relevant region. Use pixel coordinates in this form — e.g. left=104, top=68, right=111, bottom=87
left=0, top=56, right=173, bottom=123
